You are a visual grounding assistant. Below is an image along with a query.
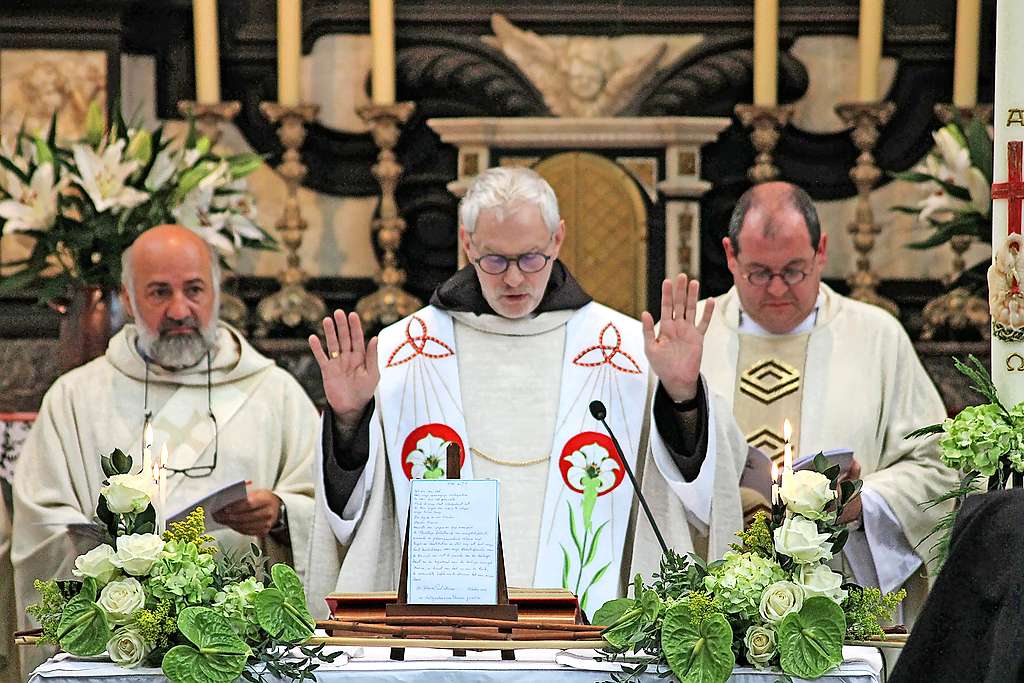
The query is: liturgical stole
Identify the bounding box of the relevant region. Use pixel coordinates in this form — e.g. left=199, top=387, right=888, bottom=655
left=373, top=303, right=650, bottom=611
left=732, top=332, right=810, bottom=464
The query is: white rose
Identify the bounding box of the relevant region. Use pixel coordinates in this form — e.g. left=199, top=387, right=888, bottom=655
left=97, top=577, right=146, bottom=625
left=773, top=515, right=833, bottom=564
left=795, top=563, right=848, bottom=603
left=758, top=580, right=804, bottom=623
left=744, top=624, right=777, bottom=669
left=111, top=534, right=165, bottom=576
left=779, top=470, right=834, bottom=520
left=106, top=627, right=150, bottom=668
left=71, top=544, right=119, bottom=587
left=100, top=474, right=156, bottom=514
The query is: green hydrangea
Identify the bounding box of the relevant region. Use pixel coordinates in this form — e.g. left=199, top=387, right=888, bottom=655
left=938, top=403, right=1024, bottom=476
left=147, top=540, right=217, bottom=610
left=703, top=551, right=785, bottom=619
left=213, top=577, right=265, bottom=639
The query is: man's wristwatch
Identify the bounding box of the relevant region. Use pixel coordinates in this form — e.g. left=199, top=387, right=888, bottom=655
left=269, top=500, right=288, bottom=535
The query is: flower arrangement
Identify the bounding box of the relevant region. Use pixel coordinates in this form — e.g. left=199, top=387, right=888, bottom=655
left=893, top=118, right=992, bottom=255
left=27, top=449, right=337, bottom=683
left=910, top=355, right=1024, bottom=566
left=594, top=456, right=905, bottom=683
left=0, top=101, right=275, bottom=304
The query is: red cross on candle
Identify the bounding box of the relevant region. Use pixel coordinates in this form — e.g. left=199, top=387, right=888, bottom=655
left=993, top=140, right=1024, bottom=236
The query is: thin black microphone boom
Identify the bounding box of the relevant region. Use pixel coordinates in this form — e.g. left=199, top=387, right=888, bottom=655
left=589, top=400, right=669, bottom=555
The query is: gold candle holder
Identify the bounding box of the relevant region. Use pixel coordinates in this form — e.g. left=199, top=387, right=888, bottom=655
left=734, top=104, right=795, bottom=184
left=254, top=102, right=326, bottom=336
left=177, top=100, right=248, bottom=331
left=835, top=101, right=898, bottom=316
left=355, top=101, right=422, bottom=329
left=918, top=102, right=994, bottom=340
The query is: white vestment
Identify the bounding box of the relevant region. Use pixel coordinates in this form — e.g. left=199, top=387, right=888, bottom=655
left=305, top=303, right=748, bottom=618
left=13, top=323, right=319, bottom=653
left=700, top=285, right=958, bottom=612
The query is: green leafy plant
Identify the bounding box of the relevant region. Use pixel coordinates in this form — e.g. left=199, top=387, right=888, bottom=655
left=842, top=587, right=907, bottom=641
left=776, top=597, right=846, bottom=679
left=56, top=578, right=111, bottom=656
left=660, top=603, right=735, bottom=683
left=253, top=564, right=315, bottom=642
left=162, top=608, right=252, bottom=683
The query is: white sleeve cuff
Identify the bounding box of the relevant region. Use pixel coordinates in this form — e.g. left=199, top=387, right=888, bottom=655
left=315, top=412, right=375, bottom=546
left=843, top=484, right=922, bottom=593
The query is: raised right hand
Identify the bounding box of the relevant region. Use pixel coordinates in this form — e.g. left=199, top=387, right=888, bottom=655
left=308, top=310, right=380, bottom=427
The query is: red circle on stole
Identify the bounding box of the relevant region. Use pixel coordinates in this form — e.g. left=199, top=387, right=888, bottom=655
left=558, top=431, right=625, bottom=496
left=400, top=423, right=466, bottom=480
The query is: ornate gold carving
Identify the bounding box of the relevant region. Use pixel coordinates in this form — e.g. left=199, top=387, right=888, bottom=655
left=739, top=358, right=801, bottom=404
left=835, top=101, right=899, bottom=316
left=485, top=14, right=666, bottom=117
left=534, top=152, right=647, bottom=317
left=920, top=286, right=990, bottom=341
left=255, top=102, right=326, bottom=336
left=355, top=102, right=423, bottom=328
left=734, top=104, right=795, bottom=184
left=746, top=427, right=785, bottom=463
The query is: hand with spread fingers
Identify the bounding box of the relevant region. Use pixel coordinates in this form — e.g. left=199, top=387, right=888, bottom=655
left=308, top=310, right=380, bottom=427
left=641, top=274, right=715, bottom=404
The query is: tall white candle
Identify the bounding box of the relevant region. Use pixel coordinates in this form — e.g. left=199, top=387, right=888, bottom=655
left=277, top=0, right=302, bottom=106
left=782, top=418, right=793, bottom=475
left=992, top=1, right=1024, bottom=406
left=370, top=0, right=396, bottom=104
left=158, top=444, right=169, bottom=535
left=753, top=0, right=779, bottom=106
left=953, top=0, right=981, bottom=108
left=771, top=461, right=780, bottom=506
left=193, top=0, right=221, bottom=104
left=857, top=0, right=885, bottom=101
left=142, top=419, right=153, bottom=474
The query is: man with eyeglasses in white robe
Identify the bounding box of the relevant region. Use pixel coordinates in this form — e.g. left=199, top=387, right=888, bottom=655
left=304, top=167, right=750, bottom=618
left=12, top=225, right=318, bottom=672
left=698, top=181, right=958, bottom=627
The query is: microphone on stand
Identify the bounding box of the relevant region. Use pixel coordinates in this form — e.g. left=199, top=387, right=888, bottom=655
left=589, top=400, right=669, bottom=555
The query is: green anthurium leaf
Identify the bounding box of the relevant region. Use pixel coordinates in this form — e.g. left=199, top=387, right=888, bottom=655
left=639, top=588, right=662, bottom=622
left=600, top=607, right=642, bottom=650
left=777, top=596, right=846, bottom=679
left=254, top=564, right=315, bottom=642
left=162, top=607, right=252, bottom=683
left=661, top=603, right=735, bottom=683
left=56, top=578, right=111, bottom=656
left=593, top=597, right=635, bottom=627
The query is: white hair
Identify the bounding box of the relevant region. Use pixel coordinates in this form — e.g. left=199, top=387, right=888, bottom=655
left=458, top=167, right=561, bottom=234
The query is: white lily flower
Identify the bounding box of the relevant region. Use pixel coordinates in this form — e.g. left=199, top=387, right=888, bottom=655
left=0, top=163, right=61, bottom=233
left=916, top=190, right=963, bottom=224
left=405, top=433, right=449, bottom=479
left=565, top=443, right=619, bottom=493
left=144, top=148, right=178, bottom=192
left=967, top=166, right=992, bottom=216
left=70, top=139, right=149, bottom=213
left=933, top=127, right=972, bottom=186
left=0, top=136, right=30, bottom=197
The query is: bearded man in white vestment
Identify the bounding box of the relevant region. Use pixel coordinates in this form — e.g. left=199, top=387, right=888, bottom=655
left=303, top=168, right=748, bottom=617
left=699, top=182, right=958, bottom=622
left=13, top=225, right=318, bottom=669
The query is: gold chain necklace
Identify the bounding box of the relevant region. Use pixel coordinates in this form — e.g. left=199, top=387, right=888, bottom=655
left=470, top=446, right=550, bottom=468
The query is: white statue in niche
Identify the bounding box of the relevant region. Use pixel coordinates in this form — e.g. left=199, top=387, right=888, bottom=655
left=485, top=14, right=666, bottom=117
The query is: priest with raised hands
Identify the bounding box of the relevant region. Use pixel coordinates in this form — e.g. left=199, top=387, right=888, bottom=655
left=698, top=181, right=958, bottom=621
left=304, top=167, right=749, bottom=617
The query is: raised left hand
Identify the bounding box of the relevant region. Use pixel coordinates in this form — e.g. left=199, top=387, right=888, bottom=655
left=212, top=488, right=282, bottom=538
left=641, top=274, right=715, bottom=403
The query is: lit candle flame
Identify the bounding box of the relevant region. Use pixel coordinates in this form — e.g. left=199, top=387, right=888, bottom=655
left=783, top=418, right=792, bottom=442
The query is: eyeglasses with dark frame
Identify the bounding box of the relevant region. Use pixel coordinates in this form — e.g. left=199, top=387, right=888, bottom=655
left=742, top=267, right=810, bottom=288
left=469, top=235, right=555, bottom=275
left=142, top=352, right=218, bottom=478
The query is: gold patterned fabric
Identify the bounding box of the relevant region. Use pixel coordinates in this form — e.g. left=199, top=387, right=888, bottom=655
left=534, top=152, right=647, bottom=317
left=732, top=333, right=811, bottom=464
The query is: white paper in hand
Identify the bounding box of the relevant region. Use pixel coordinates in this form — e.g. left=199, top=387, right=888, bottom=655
left=167, top=479, right=247, bottom=531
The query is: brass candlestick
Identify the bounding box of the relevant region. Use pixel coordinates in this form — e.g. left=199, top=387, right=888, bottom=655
left=918, top=102, right=994, bottom=341
left=254, top=102, right=326, bottom=336
left=355, top=101, right=422, bottom=329
left=734, top=104, right=795, bottom=184
left=835, top=101, right=898, bottom=316
left=176, top=100, right=248, bottom=331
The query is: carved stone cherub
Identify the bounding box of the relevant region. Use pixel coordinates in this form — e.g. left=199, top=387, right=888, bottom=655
left=486, top=14, right=666, bottom=117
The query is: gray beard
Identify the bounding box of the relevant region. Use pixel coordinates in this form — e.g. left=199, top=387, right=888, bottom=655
left=136, top=320, right=219, bottom=370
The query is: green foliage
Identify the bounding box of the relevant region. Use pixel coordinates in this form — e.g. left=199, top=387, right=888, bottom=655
left=703, top=552, right=785, bottom=619
left=253, top=564, right=314, bottom=643
left=661, top=602, right=735, bottom=683
left=133, top=599, right=177, bottom=650
left=842, top=587, right=907, bottom=641
left=731, top=511, right=774, bottom=558
left=651, top=549, right=709, bottom=600
left=164, top=507, right=217, bottom=552
left=56, top=578, right=112, bottom=656
left=776, top=597, right=846, bottom=679
left=148, top=540, right=218, bottom=610
left=162, top=608, right=252, bottom=683
left=26, top=579, right=67, bottom=645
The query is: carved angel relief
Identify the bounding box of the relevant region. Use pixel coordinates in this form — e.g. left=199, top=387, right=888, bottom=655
left=485, top=14, right=666, bottom=117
